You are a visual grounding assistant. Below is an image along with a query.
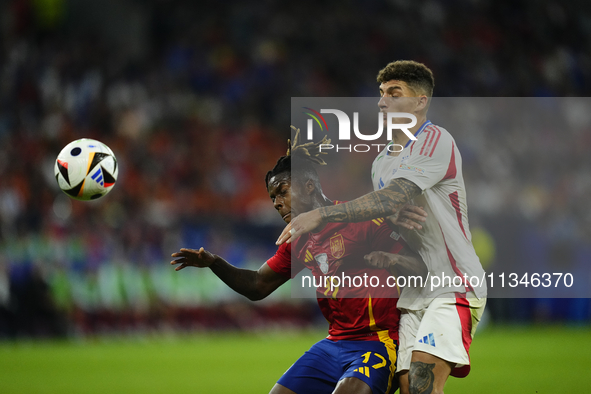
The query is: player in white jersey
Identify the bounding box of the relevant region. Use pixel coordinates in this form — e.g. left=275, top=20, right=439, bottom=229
left=278, top=60, right=486, bottom=394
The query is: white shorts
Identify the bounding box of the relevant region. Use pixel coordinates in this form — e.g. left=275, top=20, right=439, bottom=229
left=396, top=295, right=486, bottom=377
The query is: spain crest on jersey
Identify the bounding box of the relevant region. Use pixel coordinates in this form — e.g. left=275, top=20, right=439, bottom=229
left=330, top=234, right=345, bottom=259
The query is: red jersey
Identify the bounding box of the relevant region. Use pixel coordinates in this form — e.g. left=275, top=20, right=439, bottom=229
left=267, top=205, right=406, bottom=343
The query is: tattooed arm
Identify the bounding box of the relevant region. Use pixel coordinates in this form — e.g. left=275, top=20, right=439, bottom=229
left=171, top=248, right=289, bottom=301
left=320, top=178, right=422, bottom=223
left=277, top=178, right=422, bottom=245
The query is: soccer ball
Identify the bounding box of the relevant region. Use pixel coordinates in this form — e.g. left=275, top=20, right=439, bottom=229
left=54, top=139, right=118, bottom=201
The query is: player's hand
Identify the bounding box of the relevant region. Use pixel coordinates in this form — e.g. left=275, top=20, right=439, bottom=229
left=170, top=247, right=217, bottom=271
left=388, top=204, right=427, bottom=230
left=364, top=251, right=400, bottom=269
left=276, top=209, right=324, bottom=245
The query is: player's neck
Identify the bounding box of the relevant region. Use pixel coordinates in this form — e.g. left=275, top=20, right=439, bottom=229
left=390, top=114, right=427, bottom=152
left=391, top=131, right=410, bottom=147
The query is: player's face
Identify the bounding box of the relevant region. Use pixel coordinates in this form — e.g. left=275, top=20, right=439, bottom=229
left=268, top=175, right=293, bottom=224
left=378, top=80, right=422, bottom=126
left=268, top=174, right=312, bottom=223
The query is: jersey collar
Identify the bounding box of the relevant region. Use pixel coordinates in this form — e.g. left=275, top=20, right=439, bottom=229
left=404, top=120, right=431, bottom=148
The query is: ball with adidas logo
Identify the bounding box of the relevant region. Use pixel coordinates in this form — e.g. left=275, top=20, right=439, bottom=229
left=54, top=139, right=118, bottom=201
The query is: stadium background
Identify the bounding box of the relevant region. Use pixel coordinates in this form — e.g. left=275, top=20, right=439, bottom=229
left=0, top=0, right=590, bottom=392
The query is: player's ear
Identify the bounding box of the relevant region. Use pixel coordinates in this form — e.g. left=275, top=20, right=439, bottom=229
left=416, top=95, right=429, bottom=112
left=305, top=179, right=315, bottom=195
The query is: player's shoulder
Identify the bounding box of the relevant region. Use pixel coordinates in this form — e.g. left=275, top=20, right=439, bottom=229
left=418, top=122, right=453, bottom=142
left=412, top=122, right=454, bottom=157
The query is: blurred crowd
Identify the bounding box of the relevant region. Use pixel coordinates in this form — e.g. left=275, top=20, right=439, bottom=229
left=1, top=0, right=590, bottom=338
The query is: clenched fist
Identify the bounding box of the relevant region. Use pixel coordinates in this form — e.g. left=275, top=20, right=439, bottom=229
left=364, top=251, right=401, bottom=269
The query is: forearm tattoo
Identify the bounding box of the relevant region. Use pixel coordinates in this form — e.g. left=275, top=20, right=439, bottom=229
left=319, top=178, right=421, bottom=223
left=409, top=361, right=435, bottom=394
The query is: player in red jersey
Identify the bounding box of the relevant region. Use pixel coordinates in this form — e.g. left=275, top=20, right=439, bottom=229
left=171, top=129, right=427, bottom=394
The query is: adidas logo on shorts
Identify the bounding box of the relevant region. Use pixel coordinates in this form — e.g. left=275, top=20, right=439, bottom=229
left=418, top=333, right=436, bottom=347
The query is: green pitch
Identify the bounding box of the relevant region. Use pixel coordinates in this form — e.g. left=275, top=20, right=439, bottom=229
left=0, top=326, right=589, bottom=393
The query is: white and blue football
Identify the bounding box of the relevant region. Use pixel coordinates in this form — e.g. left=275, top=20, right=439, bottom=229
left=54, top=139, right=118, bottom=201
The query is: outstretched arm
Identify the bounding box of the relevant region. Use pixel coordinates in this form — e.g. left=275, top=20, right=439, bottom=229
left=277, top=178, right=422, bottom=244
left=171, top=248, right=289, bottom=301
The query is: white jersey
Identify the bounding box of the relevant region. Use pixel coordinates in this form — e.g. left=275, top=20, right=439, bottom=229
left=371, top=121, right=487, bottom=310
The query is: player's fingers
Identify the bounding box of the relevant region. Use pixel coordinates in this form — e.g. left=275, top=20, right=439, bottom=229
left=401, top=211, right=427, bottom=223
left=275, top=232, right=290, bottom=245
left=365, top=253, right=380, bottom=267
left=403, top=205, right=428, bottom=217
left=402, top=212, right=427, bottom=223
left=401, top=219, right=422, bottom=230
left=170, top=258, right=185, bottom=265
left=377, top=254, right=389, bottom=268
left=275, top=225, right=289, bottom=244
left=171, top=250, right=191, bottom=258
left=286, top=228, right=299, bottom=244
left=403, top=217, right=422, bottom=230
left=175, top=264, right=187, bottom=271
left=370, top=257, right=381, bottom=268
left=396, top=219, right=413, bottom=230
left=195, top=247, right=207, bottom=256
left=276, top=224, right=293, bottom=245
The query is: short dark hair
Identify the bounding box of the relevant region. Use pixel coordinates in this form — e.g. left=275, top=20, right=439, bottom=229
left=265, top=127, right=330, bottom=190
left=377, top=60, right=434, bottom=96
